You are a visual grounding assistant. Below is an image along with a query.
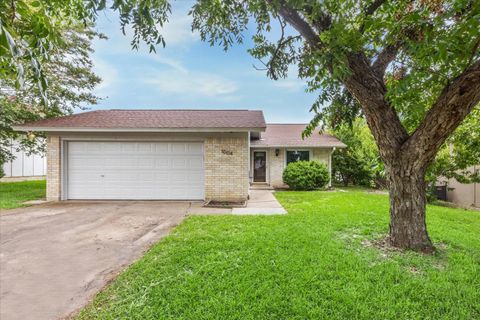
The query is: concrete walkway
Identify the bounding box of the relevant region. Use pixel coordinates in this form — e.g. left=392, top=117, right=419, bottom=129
left=233, top=190, right=287, bottom=215
left=187, top=190, right=287, bottom=215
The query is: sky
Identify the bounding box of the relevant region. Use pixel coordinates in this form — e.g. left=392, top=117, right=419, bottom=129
left=90, top=2, right=318, bottom=123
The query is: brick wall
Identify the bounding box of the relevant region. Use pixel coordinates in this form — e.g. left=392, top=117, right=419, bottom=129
left=45, top=132, right=249, bottom=202
left=46, top=135, right=61, bottom=201
left=312, top=148, right=331, bottom=166
left=205, top=134, right=249, bottom=201
left=269, top=148, right=286, bottom=188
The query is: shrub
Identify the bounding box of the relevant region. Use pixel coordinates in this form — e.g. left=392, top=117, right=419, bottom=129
left=282, top=161, right=330, bottom=190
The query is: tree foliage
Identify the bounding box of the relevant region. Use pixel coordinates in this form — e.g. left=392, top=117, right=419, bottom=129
left=0, top=0, right=170, bottom=102
left=0, top=24, right=102, bottom=176
left=427, top=106, right=480, bottom=185
left=330, top=118, right=385, bottom=187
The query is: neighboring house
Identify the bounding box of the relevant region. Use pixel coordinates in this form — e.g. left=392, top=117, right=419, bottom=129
left=439, top=165, right=480, bottom=208
left=1, top=139, right=46, bottom=181
left=13, top=109, right=345, bottom=202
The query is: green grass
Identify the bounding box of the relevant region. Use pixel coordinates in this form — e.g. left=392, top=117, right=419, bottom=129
left=77, top=190, right=480, bottom=319
left=0, top=180, right=46, bottom=209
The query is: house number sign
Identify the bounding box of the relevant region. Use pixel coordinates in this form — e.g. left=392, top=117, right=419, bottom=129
left=221, top=149, right=234, bottom=155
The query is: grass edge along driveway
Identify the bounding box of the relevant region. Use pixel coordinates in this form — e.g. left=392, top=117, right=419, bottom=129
left=76, top=189, right=480, bottom=319
left=0, top=180, right=46, bottom=210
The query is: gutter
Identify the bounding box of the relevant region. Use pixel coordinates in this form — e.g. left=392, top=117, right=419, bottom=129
left=12, top=126, right=267, bottom=133
left=250, top=144, right=347, bottom=148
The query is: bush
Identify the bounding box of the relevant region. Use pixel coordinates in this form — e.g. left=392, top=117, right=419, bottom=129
left=282, top=161, right=330, bottom=190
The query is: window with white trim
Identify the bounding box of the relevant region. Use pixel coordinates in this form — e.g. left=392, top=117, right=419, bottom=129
left=286, top=150, right=310, bottom=165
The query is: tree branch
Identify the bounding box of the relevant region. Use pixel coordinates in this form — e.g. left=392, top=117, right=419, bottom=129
left=274, top=2, right=321, bottom=49
left=365, top=0, right=387, bottom=17
left=275, top=2, right=408, bottom=160
left=302, top=5, right=332, bottom=33
left=372, top=42, right=402, bottom=76
left=403, top=59, right=480, bottom=167
left=343, top=53, right=409, bottom=160
left=359, top=0, right=387, bottom=33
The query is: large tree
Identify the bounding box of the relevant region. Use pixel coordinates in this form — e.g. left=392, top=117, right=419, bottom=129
left=1, top=0, right=479, bottom=252
left=188, top=0, right=480, bottom=252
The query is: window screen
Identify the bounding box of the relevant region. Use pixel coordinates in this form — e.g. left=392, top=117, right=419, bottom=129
left=286, top=150, right=310, bottom=165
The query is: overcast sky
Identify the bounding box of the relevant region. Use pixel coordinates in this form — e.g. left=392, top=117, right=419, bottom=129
left=90, top=2, right=317, bottom=123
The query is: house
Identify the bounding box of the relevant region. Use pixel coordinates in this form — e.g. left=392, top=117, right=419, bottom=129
left=13, top=109, right=346, bottom=202
left=1, top=139, right=46, bottom=181
left=438, top=165, right=480, bottom=208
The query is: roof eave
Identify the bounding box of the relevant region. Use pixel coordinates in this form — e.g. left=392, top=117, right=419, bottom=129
left=12, top=126, right=267, bottom=133
left=250, top=144, right=346, bottom=148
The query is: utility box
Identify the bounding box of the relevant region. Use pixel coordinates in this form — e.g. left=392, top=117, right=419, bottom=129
left=435, top=185, right=448, bottom=201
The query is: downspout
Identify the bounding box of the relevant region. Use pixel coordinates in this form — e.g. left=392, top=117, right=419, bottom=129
left=329, top=147, right=335, bottom=188
left=248, top=131, right=251, bottom=184
left=475, top=165, right=478, bottom=207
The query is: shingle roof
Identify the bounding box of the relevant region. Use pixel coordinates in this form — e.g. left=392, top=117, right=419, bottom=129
left=14, top=109, right=266, bottom=131
left=251, top=124, right=346, bottom=148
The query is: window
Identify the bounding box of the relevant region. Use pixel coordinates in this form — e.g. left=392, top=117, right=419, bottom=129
left=286, top=150, right=310, bottom=165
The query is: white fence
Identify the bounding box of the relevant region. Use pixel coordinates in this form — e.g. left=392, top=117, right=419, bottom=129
left=2, top=140, right=46, bottom=178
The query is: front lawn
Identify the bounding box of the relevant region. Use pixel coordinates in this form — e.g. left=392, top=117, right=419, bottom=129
left=78, top=189, right=480, bottom=319
left=0, top=180, right=46, bottom=210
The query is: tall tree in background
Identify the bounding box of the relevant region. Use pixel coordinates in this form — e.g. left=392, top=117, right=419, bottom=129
left=0, top=0, right=168, bottom=101
left=0, top=25, right=102, bottom=175
left=330, top=118, right=385, bottom=188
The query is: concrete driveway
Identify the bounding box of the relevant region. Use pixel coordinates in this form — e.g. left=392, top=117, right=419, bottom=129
left=0, top=201, right=193, bottom=320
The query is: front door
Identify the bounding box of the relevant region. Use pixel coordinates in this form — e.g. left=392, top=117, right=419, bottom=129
left=253, top=151, right=267, bottom=182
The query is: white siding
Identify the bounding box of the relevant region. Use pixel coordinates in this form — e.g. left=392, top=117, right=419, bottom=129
left=2, top=139, right=46, bottom=177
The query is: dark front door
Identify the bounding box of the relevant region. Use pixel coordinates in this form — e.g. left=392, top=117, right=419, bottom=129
left=253, top=151, right=267, bottom=182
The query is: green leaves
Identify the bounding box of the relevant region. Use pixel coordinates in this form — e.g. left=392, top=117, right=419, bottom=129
left=1, top=0, right=172, bottom=105
left=282, top=160, right=330, bottom=190
left=427, top=106, right=480, bottom=184
left=330, top=118, right=385, bottom=187
left=1, top=24, right=102, bottom=169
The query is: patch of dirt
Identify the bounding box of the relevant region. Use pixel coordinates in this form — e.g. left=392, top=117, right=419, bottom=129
left=204, top=200, right=247, bottom=208
left=337, top=229, right=449, bottom=274
left=361, top=235, right=404, bottom=254
left=365, top=189, right=389, bottom=195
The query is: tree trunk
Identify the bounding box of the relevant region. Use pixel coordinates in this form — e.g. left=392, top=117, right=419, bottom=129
left=387, top=165, right=434, bottom=253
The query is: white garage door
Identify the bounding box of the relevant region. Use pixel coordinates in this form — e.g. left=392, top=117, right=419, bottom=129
left=67, top=141, right=204, bottom=200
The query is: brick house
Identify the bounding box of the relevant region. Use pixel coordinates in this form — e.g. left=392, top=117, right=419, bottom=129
left=14, top=109, right=345, bottom=202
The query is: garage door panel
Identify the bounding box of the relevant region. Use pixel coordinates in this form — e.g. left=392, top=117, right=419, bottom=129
left=171, top=143, right=187, bottom=153
left=188, top=157, right=204, bottom=169
left=188, top=143, right=203, bottom=153
left=68, top=173, right=102, bottom=182
left=154, top=158, right=170, bottom=168
left=154, top=173, right=170, bottom=183
left=138, top=158, right=155, bottom=168
left=154, top=144, right=169, bottom=153
left=67, top=141, right=204, bottom=200
left=188, top=172, right=204, bottom=184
